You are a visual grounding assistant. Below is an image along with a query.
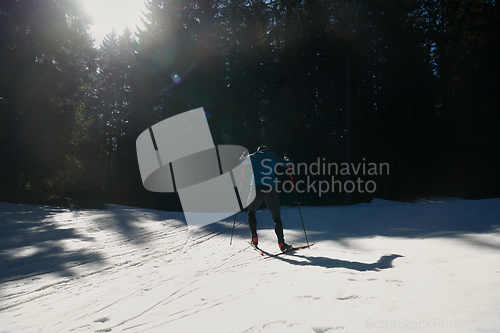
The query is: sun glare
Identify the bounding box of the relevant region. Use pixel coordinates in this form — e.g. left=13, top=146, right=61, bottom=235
left=83, top=0, right=147, bottom=47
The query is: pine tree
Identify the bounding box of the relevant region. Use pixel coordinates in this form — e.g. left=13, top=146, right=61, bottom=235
left=0, top=0, right=96, bottom=195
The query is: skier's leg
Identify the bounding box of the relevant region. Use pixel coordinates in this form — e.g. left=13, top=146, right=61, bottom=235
left=264, top=188, right=284, bottom=244
left=247, top=188, right=264, bottom=241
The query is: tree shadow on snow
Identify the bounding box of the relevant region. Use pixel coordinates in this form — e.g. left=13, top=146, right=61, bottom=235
left=274, top=253, right=404, bottom=271
left=0, top=202, right=104, bottom=283
left=0, top=201, right=193, bottom=284
left=235, top=198, right=500, bottom=250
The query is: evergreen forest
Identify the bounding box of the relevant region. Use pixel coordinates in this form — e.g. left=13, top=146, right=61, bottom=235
left=1, top=0, right=499, bottom=209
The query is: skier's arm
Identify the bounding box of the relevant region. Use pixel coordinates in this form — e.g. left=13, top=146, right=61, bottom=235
left=239, top=151, right=252, bottom=164
left=275, top=156, right=293, bottom=168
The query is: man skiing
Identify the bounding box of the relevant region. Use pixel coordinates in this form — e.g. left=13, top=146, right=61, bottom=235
left=241, top=146, right=294, bottom=252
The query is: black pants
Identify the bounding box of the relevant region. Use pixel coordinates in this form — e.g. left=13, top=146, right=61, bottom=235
left=246, top=185, right=284, bottom=244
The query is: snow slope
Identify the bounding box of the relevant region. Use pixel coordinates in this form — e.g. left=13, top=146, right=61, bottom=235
left=1, top=198, right=500, bottom=332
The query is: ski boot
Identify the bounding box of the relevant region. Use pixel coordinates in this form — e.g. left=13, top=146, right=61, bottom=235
left=279, top=242, right=294, bottom=252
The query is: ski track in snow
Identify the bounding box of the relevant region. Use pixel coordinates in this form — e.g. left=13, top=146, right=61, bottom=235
left=1, top=199, right=500, bottom=332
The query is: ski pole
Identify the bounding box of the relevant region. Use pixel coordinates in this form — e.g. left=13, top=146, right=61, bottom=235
left=288, top=166, right=310, bottom=247
left=230, top=158, right=246, bottom=245
left=230, top=212, right=237, bottom=245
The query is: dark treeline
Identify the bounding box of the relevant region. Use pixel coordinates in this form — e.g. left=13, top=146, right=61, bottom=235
left=0, top=0, right=499, bottom=210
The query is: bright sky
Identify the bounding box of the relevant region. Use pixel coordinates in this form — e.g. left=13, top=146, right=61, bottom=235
left=83, top=0, right=147, bottom=47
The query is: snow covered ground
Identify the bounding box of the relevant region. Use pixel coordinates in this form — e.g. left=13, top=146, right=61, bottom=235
left=1, top=198, right=500, bottom=333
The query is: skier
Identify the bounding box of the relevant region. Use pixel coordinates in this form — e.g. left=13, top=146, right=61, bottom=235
left=240, top=146, right=294, bottom=252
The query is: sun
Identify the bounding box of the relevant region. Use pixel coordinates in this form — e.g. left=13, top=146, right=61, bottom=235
left=83, top=0, right=147, bottom=47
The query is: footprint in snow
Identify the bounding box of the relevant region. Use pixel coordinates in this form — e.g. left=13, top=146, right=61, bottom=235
left=312, top=327, right=345, bottom=332
left=337, top=295, right=360, bottom=301
left=93, top=317, right=110, bottom=323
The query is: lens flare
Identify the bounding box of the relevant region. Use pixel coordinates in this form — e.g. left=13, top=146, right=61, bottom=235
left=171, top=73, right=182, bottom=84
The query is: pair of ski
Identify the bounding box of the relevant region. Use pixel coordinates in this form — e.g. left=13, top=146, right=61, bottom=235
left=248, top=239, right=316, bottom=258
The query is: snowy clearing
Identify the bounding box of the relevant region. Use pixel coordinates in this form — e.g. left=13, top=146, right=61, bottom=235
left=1, top=198, right=500, bottom=332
